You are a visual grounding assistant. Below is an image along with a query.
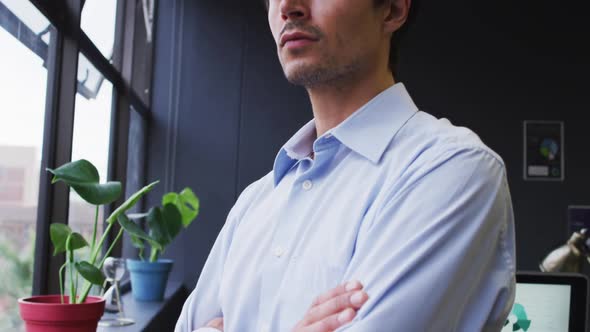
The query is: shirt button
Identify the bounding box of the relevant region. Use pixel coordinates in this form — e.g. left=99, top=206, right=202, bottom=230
left=273, top=246, right=285, bottom=257
left=302, top=180, right=313, bottom=191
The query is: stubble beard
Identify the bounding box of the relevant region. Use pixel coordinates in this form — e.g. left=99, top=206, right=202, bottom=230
left=282, top=53, right=363, bottom=90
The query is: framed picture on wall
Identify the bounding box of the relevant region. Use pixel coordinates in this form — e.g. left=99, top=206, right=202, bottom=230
left=567, top=205, right=590, bottom=235
left=523, top=121, right=564, bottom=181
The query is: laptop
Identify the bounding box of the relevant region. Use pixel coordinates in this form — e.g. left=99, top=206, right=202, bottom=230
left=501, top=272, right=588, bottom=332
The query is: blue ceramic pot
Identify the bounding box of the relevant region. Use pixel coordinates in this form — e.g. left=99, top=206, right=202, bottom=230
left=127, top=259, right=173, bottom=301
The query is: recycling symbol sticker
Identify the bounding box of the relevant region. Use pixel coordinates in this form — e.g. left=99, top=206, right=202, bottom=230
left=503, top=303, right=532, bottom=332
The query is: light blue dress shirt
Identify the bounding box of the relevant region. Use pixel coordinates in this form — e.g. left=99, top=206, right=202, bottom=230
left=175, top=83, right=516, bottom=332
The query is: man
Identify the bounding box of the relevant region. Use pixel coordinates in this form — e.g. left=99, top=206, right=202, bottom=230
left=176, top=0, right=516, bottom=331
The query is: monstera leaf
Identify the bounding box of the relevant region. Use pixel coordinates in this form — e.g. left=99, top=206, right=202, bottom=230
left=106, top=180, right=159, bottom=224
left=162, top=187, right=200, bottom=227
left=117, top=214, right=162, bottom=251
left=161, top=203, right=183, bottom=242
left=146, top=204, right=183, bottom=248
left=50, top=224, right=88, bottom=255
left=47, top=159, right=122, bottom=205
left=75, top=261, right=105, bottom=285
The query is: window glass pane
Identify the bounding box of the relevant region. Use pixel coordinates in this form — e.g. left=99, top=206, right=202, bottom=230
left=67, top=54, right=113, bottom=294
left=81, top=0, right=117, bottom=60
left=0, top=0, right=51, bottom=329
left=77, top=54, right=106, bottom=99
left=1, top=0, right=50, bottom=34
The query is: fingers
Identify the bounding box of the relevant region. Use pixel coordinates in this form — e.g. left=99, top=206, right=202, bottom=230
left=205, top=317, right=224, bottom=330
left=306, top=308, right=357, bottom=332
left=310, top=280, right=363, bottom=308
left=303, top=288, right=368, bottom=326
left=295, top=280, right=368, bottom=332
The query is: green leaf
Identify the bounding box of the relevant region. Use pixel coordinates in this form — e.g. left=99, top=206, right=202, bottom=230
left=47, top=159, right=122, bottom=205
left=129, top=234, right=145, bottom=249
left=162, top=203, right=182, bottom=242
left=147, top=207, right=169, bottom=246
left=47, top=159, right=99, bottom=184
left=70, top=182, right=122, bottom=205
left=127, top=212, right=149, bottom=220
left=107, top=181, right=159, bottom=224
left=50, top=223, right=72, bottom=255
left=75, top=261, right=105, bottom=285
left=117, top=214, right=162, bottom=251
left=66, top=232, right=88, bottom=251
left=162, top=187, right=199, bottom=227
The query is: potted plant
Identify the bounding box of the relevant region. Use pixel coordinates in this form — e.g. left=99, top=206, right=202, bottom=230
left=18, top=159, right=158, bottom=332
left=119, top=187, right=199, bottom=301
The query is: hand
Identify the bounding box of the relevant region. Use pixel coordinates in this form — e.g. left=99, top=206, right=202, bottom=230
left=292, top=280, right=368, bottom=332
left=205, top=317, right=224, bottom=331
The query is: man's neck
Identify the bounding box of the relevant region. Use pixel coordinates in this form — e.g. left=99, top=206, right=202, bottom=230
left=307, top=68, right=396, bottom=138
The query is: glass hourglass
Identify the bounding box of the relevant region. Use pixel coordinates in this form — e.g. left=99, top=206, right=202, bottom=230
left=98, top=257, right=135, bottom=327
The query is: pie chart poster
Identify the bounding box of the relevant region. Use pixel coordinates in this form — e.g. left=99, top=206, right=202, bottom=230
left=524, top=121, right=564, bottom=181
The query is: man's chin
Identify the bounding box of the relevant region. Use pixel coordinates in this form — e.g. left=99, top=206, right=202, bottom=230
left=283, top=63, right=326, bottom=87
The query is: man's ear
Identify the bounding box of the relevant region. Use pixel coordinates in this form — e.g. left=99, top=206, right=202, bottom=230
left=383, top=0, right=411, bottom=34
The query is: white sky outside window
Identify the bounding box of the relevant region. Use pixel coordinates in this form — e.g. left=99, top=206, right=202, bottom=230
left=1, top=0, right=50, bottom=40
left=0, top=0, right=49, bottom=152
left=71, top=68, right=113, bottom=200
left=81, top=0, right=117, bottom=60
left=0, top=0, right=117, bottom=184
left=0, top=28, right=46, bottom=153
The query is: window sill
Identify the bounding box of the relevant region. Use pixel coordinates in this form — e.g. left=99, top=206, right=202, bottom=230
left=98, top=281, right=187, bottom=332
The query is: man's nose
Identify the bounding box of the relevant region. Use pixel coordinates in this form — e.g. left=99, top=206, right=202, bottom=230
left=279, top=0, right=309, bottom=21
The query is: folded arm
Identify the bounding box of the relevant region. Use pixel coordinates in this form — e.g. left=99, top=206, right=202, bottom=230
left=337, top=147, right=516, bottom=331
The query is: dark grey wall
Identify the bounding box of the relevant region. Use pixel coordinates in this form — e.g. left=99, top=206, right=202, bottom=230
left=398, top=0, right=590, bottom=272
left=147, top=0, right=590, bottom=290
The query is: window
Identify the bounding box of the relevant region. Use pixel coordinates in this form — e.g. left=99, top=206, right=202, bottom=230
left=0, top=0, right=155, bottom=318
left=69, top=54, right=114, bottom=246
left=80, top=0, right=117, bottom=60
left=66, top=56, right=115, bottom=293
left=0, top=0, right=51, bottom=328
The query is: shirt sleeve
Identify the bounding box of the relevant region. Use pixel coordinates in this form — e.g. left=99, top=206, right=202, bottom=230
left=174, top=181, right=261, bottom=332
left=337, top=147, right=516, bottom=331
left=174, top=218, right=232, bottom=332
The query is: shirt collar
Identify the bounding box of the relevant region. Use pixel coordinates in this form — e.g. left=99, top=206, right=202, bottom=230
left=273, top=82, right=418, bottom=186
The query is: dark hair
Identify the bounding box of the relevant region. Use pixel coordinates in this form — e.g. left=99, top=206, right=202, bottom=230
left=262, top=0, right=420, bottom=77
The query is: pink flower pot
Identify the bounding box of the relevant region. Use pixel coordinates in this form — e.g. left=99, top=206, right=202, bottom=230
left=18, top=295, right=105, bottom=332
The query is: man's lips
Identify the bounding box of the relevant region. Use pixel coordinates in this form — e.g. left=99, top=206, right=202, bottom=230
left=280, top=31, right=319, bottom=47
left=283, top=39, right=316, bottom=49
